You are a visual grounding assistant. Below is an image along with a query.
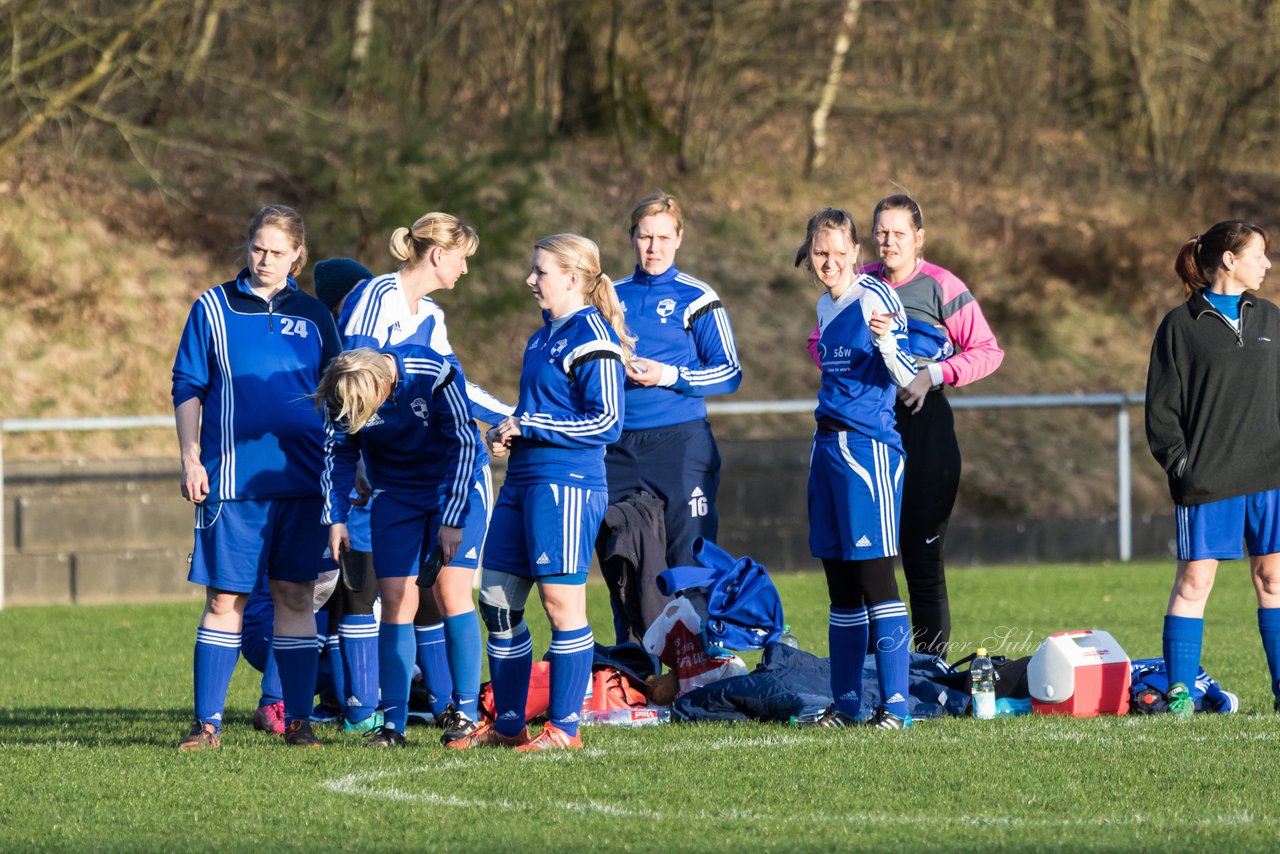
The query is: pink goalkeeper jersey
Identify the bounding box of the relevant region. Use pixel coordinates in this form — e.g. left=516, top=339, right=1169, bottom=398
left=806, top=259, right=1003, bottom=387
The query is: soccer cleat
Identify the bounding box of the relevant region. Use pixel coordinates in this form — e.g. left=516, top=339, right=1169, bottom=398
left=514, top=722, right=583, bottom=752
left=251, top=701, right=286, bottom=735
left=866, top=707, right=912, bottom=729
left=438, top=709, right=481, bottom=746
left=444, top=719, right=529, bottom=750
left=283, top=719, right=323, bottom=748
left=364, top=725, right=409, bottom=748
left=310, top=702, right=344, bottom=724
left=791, top=705, right=860, bottom=728
left=343, top=709, right=385, bottom=735
left=1166, top=682, right=1194, bottom=719
left=178, top=721, right=221, bottom=751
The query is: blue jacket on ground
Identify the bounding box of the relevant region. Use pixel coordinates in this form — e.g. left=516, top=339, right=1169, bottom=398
left=672, top=644, right=970, bottom=722
left=171, top=270, right=341, bottom=502
left=322, top=342, right=482, bottom=527
left=658, top=538, right=784, bottom=652
left=613, top=264, right=741, bottom=430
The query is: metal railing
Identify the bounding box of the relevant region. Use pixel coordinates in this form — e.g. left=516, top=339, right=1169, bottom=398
left=0, top=393, right=1146, bottom=610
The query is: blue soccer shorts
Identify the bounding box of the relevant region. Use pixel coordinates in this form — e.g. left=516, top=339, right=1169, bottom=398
left=369, top=479, right=491, bottom=578
left=1176, top=488, right=1280, bottom=561
left=483, top=482, right=606, bottom=584
left=808, top=431, right=904, bottom=561
left=188, top=497, right=327, bottom=592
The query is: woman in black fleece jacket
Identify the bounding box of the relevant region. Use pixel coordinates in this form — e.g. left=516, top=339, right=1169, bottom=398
left=1145, top=219, right=1280, bottom=717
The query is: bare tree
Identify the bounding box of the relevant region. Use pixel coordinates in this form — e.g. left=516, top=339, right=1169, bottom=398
left=804, top=0, right=861, bottom=177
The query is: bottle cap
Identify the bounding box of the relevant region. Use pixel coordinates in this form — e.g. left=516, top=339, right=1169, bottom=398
left=976, top=647, right=988, bottom=656
left=783, top=624, right=791, bottom=631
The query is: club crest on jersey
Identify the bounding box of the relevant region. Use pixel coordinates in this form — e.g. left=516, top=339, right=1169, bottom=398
left=410, top=397, right=430, bottom=425
left=550, top=339, right=568, bottom=357
left=656, top=298, right=676, bottom=323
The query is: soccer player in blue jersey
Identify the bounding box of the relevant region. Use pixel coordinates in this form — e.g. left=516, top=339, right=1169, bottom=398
left=449, top=233, right=631, bottom=751
left=1145, top=221, right=1280, bottom=717
left=795, top=207, right=919, bottom=730
left=601, top=192, right=741, bottom=641
left=340, top=214, right=512, bottom=735
left=319, top=343, right=486, bottom=747
left=311, top=257, right=383, bottom=734
left=172, top=205, right=341, bottom=750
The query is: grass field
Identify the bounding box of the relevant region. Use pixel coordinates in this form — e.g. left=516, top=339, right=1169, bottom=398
left=3, top=561, right=1280, bottom=853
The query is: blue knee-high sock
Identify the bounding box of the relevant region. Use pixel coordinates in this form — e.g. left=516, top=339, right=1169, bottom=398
left=1258, top=608, right=1280, bottom=701
left=1163, top=614, right=1204, bottom=691
left=340, top=614, right=379, bottom=724
left=443, top=611, right=482, bottom=720
left=273, top=635, right=320, bottom=727
left=869, top=600, right=911, bottom=718
left=547, top=626, right=594, bottom=738
left=829, top=606, right=869, bottom=718
left=379, top=622, right=416, bottom=733
left=415, top=622, right=453, bottom=717
left=323, top=633, right=345, bottom=709
left=487, top=623, right=533, bottom=738
left=258, top=645, right=283, bottom=706
left=194, top=628, right=241, bottom=731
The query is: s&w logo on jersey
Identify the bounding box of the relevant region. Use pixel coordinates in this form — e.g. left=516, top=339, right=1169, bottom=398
left=410, top=398, right=430, bottom=425
left=656, top=298, right=677, bottom=323
left=550, top=339, right=568, bottom=357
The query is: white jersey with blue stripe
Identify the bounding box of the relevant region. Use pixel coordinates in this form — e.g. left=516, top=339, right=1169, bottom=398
left=171, top=271, right=341, bottom=502
left=341, top=271, right=514, bottom=424
left=814, top=274, right=917, bottom=449
left=321, top=343, right=484, bottom=528
left=504, top=306, right=625, bottom=490
left=613, top=265, right=741, bottom=430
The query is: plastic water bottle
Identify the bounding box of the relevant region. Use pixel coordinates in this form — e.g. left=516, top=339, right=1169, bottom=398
left=581, top=707, right=672, bottom=726
left=778, top=624, right=800, bottom=649
left=971, top=647, right=997, bottom=720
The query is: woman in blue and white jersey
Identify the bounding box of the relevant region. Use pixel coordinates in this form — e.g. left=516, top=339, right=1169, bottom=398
left=171, top=205, right=340, bottom=750
left=341, top=212, right=513, bottom=423
left=319, top=342, right=485, bottom=746
left=795, top=207, right=919, bottom=730
left=449, top=233, right=631, bottom=752
left=340, top=213, right=513, bottom=734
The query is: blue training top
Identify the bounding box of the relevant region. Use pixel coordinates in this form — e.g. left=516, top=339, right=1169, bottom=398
left=171, top=270, right=341, bottom=502
left=504, top=306, right=626, bottom=489
left=321, top=342, right=484, bottom=527
left=340, top=272, right=514, bottom=425
left=814, top=274, right=917, bottom=449
left=613, top=264, right=741, bottom=430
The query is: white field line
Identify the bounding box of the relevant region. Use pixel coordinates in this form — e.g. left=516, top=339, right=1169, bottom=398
left=320, top=733, right=1273, bottom=829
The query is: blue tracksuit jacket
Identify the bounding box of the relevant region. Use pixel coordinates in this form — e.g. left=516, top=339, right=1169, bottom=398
left=321, top=343, right=483, bottom=527
left=171, top=270, right=341, bottom=501
left=613, top=265, right=741, bottom=430
left=504, top=306, right=625, bottom=490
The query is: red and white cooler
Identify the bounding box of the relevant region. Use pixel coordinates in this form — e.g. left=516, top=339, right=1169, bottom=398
left=1028, top=629, right=1131, bottom=717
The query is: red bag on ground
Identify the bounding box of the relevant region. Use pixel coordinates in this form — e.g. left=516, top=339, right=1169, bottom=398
left=478, top=663, right=649, bottom=721
left=478, top=661, right=551, bottom=722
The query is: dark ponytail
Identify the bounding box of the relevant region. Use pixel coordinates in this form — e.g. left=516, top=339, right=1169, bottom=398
left=1175, top=220, right=1270, bottom=294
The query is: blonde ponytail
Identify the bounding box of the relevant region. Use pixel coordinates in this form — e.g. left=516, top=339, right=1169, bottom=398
left=534, top=233, right=636, bottom=363
left=388, top=212, right=479, bottom=267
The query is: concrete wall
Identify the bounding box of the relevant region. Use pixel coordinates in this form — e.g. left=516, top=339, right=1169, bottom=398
left=2, top=441, right=1177, bottom=606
